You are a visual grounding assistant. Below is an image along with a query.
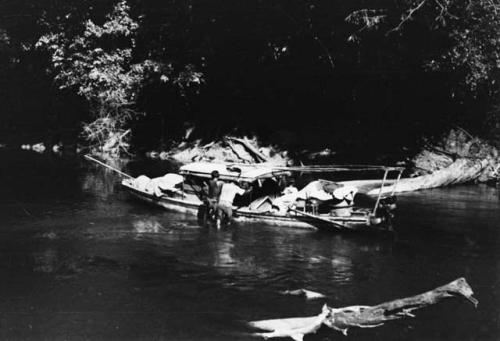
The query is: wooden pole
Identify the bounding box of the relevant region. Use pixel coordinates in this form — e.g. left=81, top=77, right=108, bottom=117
left=288, top=207, right=347, bottom=230
left=84, top=154, right=134, bottom=179
left=372, top=169, right=388, bottom=215
left=390, top=169, right=403, bottom=196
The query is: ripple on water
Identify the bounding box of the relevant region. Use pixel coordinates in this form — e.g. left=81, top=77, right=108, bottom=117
left=0, top=151, right=499, bottom=340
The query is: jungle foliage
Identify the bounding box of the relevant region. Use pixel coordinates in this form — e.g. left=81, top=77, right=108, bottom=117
left=0, top=0, right=499, bottom=154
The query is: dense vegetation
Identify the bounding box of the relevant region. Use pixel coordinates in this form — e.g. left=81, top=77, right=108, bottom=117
left=0, top=0, right=499, bottom=156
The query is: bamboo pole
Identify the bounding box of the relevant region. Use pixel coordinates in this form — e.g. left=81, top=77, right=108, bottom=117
left=288, top=207, right=348, bottom=230
left=372, top=169, right=388, bottom=215
left=390, top=169, right=403, bottom=196
left=84, top=154, right=133, bottom=179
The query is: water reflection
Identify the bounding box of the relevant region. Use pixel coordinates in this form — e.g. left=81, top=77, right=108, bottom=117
left=81, top=168, right=119, bottom=200
left=33, top=248, right=59, bottom=274
left=125, top=213, right=395, bottom=294
left=212, top=231, right=236, bottom=268
left=0, top=151, right=499, bottom=340
left=132, top=218, right=168, bottom=234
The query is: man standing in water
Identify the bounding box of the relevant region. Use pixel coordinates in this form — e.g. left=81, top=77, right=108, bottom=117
left=216, top=180, right=248, bottom=228
left=204, top=170, right=223, bottom=221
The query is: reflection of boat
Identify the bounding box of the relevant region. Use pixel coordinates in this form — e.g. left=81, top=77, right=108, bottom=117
left=121, top=162, right=403, bottom=233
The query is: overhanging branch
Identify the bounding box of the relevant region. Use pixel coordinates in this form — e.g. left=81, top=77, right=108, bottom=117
left=387, top=0, right=428, bottom=35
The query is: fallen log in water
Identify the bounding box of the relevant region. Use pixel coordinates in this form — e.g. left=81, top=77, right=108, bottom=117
left=405, top=129, right=499, bottom=185
left=365, top=158, right=490, bottom=195
left=249, top=305, right=329, bottom=341
left=354, top=129, right=499, bottom=194
left=323, top=277, right=478, bottom=334
left=279, top=289, right=326, bottom=300
left=249, top=278, right=477, bottom=341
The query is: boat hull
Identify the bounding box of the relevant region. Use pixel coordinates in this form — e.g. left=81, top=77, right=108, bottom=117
left=121, top=181, right=391, bottom=232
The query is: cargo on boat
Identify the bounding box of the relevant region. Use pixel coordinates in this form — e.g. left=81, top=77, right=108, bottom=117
left=121, top=162, right=404, bottom=232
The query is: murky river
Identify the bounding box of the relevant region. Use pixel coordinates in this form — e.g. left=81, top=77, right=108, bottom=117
left=0, top=150, right=499, bottom=340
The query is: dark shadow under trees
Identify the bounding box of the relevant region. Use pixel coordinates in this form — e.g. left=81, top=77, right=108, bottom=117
left=0, top=0, right=498, bottom=157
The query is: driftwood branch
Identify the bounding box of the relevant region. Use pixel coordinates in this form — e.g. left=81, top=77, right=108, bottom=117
left=227, top=137, right=269, bottom=163
left=424, top=142, right=483, bottom=161
left=387, top=0, right=428, bottom=35
left=324, top=277, right=478, bottom=335
left=249, top=305, right=329, bottom=341
left=424, top=143, right=457, bottom=160
left=249, top=278, right=477, bottom=340
left=280, top=289, right=326, bottom=300
left=453, top=125, right=474, bottom=139
left=313, top=36, right=335, bottom=73
left=224, top=138, right=253, bottom=163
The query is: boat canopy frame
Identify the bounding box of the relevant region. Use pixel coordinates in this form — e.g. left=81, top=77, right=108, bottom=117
left=266, top=164, right=404, bottom=173
left=179, top=162, right=292, bottom=182
left=180, top=162, right=404, bottom=212
left=180, top=162, right=404, bottom=182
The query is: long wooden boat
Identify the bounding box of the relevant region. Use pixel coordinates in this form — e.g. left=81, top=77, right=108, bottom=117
left=121, top=162, right=404, bottom=232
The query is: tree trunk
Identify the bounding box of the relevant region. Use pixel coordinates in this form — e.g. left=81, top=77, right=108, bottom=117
left=324, top=277, right=478, bottom=334
left=249, top=278, right=477, bottom=340
left=367, top=158, right=490, bottom=195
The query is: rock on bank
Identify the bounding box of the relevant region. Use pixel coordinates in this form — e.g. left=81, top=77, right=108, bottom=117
left=148, top=136, right=291, bottom=165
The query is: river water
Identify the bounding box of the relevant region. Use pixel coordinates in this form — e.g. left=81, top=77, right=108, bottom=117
left=0, top=150, right=498, bottom=340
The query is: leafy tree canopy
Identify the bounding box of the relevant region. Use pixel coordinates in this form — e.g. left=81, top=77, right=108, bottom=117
left=0, top=0, right=498, bottom=153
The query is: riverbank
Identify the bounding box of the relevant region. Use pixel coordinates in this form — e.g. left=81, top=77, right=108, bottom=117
left=142, top=128, right=499, bottom=189
left=144, top=136, right=292, bottom=165
left=5, top=127, right=499, bottom=191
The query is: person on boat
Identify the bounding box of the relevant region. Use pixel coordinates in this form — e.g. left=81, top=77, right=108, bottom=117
left=216, top=180, right=249, bottom=228
left=331, top=185, right=358, bottom=207
left=271, top=178, right=300, bottom=214
left=328, top=184, right=358, bottom=217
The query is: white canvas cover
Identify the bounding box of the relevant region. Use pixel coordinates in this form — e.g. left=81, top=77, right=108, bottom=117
left=146, top=173, right=184, bottom=197
left=133, top=173, right=184, bottom=197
